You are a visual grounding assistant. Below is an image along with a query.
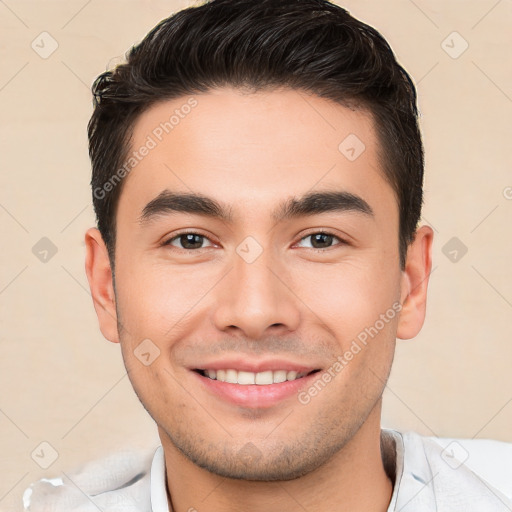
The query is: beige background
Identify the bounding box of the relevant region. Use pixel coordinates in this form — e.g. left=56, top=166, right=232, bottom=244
left=1, top=0, right=511, bottom=510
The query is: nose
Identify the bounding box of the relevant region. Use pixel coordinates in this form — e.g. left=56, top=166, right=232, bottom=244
left=212, top=242, right=301, bottom=340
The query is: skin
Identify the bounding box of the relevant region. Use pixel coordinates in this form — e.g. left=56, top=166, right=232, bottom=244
left=85, top=87, right=433, bottom=512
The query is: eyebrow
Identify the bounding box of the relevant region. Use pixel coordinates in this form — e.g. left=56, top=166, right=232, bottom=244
left=139, top=189, right=374, bottom=225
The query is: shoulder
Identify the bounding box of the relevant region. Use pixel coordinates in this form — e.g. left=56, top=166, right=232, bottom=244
left=424, top=433, right=512, bottom=499
left=395, top=429, right=512, bottom=509
left=22, top=446, right=158, bottom=512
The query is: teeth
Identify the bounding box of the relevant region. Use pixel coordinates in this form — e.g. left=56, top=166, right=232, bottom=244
left=273, top=370, right=287, bottom=383
left=201, top=369, right=309, bottom=385
left=237, top=371, right=255, bottom=384
left=225, top=369, right=237, bottom=384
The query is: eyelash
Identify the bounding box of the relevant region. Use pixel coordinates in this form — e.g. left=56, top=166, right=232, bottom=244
left=162, top=229, right=347, bottom=252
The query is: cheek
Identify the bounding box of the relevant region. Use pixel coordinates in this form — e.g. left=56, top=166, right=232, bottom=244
left=114, top=257, right=215, bottom=337
left=292, top=257, right=400, bottom=342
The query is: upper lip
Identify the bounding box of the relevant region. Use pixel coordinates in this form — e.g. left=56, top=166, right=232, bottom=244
left=191, top=358, right=321, bottom=374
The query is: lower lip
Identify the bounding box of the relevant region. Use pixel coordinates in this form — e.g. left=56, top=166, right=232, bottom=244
left=191, top=370, right=320, bottom=408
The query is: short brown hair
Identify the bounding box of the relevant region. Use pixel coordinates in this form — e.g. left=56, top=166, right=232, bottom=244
left=88, top=0, right=424, bottom=270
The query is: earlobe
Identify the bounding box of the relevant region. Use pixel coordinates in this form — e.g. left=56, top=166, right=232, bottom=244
left=396, top=225, right=434, bottom=340
left=84, top=227, right=120, bottom=343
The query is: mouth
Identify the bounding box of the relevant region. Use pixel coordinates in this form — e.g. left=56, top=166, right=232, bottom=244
left=194, top=368, right=321, bottom=385
left=189, top=359, right=324, bottom=408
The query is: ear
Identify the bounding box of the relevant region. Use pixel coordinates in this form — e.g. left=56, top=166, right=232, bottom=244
left=396, top=225, right=434, bottom=340
left=84, top=227, right=119, bottom=343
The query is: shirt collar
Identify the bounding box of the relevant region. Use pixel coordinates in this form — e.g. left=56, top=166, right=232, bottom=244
left=150, top=445, right=170, bottom=512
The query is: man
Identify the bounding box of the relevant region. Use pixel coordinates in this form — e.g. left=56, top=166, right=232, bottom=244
left=23, top=0, right=512, bottom=510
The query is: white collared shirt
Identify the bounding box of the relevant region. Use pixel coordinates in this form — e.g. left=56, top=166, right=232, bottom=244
left=23, top=429, right=512, bottom=511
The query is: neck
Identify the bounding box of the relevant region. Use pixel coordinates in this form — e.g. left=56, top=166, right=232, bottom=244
left=159, top=405, right=394, bottom=512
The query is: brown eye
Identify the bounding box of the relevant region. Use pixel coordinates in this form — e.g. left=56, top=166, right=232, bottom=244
left=166, top=233, right=213, bottom=250
left=297, top=232, right=344, bottom=250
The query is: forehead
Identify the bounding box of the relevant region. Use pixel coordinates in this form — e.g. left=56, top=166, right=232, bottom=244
left=118, top=87, right=395, bottom=223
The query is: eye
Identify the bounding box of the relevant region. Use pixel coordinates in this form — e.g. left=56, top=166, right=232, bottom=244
left=164, top=232, right=215, bottom=250
left=296, top=231, right=345, bottom=250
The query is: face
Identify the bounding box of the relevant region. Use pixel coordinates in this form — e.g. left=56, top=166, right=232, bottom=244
left=86, top=87, right=431, bottom=481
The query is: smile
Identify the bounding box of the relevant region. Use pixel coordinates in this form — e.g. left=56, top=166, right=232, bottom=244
left=196, top=368, right=320, bottom=385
